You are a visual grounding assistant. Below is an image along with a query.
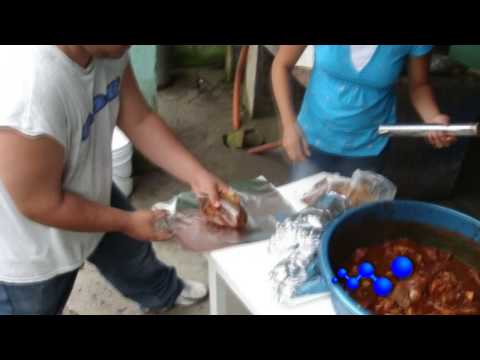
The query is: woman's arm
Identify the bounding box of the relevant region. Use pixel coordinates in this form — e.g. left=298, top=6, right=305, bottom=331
left=272, top=45, right=311, bottom=161
left=408, top=54, right=456, bottom=148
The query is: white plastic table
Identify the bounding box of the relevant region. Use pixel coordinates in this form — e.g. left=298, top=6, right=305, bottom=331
left=206, top=174, right=336, bottom=315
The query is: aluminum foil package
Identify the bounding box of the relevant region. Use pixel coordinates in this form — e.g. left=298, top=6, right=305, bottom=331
left=269, top=170, right=397, bottom=304
left=268, top=207, right=334, bottom=255
left=152, top=176, right=296, bottom=252
left=268, top=201, right=344, bottom=303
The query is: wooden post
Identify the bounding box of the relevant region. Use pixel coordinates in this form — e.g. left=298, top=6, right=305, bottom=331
left=243, top=45, right=278, bottom=119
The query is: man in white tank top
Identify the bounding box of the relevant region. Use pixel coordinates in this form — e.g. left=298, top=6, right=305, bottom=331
left=0, top=45, right=225, bottom=314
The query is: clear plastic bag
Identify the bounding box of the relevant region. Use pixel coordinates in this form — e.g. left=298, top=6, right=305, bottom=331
left=302, top=170, right=397, bottom=209
left=169, top=209, right=245, bottom=252
left=152, top=177, right=296, bottom=252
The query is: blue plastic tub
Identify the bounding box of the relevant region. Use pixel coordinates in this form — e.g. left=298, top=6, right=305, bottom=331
left=315, top=200, right=480, bottom=315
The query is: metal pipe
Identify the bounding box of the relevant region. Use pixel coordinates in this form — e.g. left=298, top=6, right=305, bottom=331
left=378, top=123, right=479, bottom=137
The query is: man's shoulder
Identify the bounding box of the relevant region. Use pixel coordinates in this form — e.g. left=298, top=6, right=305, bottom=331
left=96, top=51, right=130, bottom=75
left=0, top=46, right=66, bottom=123
left=0, top=46, right=64, bottom=92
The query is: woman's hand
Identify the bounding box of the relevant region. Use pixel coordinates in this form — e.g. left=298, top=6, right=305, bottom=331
left=282, top=121, right=311, bottom=162
left=424, top=114, right=457, bottom=149
left=190, top=170, right=229, bottom=208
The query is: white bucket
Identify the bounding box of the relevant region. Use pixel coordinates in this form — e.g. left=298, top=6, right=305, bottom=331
left=112, top=127, right=134, bottom=197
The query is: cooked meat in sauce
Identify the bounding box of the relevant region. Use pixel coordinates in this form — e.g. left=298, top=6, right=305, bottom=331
left=200, top=189, right=247, bottom=230
left=342, top=238, right=480, bottom=315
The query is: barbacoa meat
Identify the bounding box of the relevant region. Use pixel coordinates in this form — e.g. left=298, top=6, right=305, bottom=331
left=342, top=238, right=480, bottom=315
left=200, top=189, right=247, bottom=230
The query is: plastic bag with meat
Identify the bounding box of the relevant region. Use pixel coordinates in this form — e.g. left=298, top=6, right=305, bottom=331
left=199, top=189, right=247, bottom=230
left=152, top=177, right=296, bottom=252
left=302, top=170, right=397, bottom=209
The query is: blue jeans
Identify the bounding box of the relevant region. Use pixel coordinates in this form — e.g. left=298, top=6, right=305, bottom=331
left=290, top=146, right=387, bottom=182
left=0, top=185, right=184, bottom=315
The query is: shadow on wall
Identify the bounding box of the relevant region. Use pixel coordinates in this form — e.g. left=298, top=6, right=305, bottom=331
left=172, top=45, right=226, bottom=68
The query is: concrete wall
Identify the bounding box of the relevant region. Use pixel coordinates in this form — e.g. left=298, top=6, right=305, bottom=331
left=129, top=45, right=227, bottom=111
left=173, top=45, right=226, bottom=68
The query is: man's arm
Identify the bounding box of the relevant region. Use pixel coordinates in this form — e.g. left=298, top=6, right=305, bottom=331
left=0, top=130, right=169, bottom=241
left=117, top=64, right=227, bottom=205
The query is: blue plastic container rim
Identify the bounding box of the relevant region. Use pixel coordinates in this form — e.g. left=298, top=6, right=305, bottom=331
left=316, top=200, right=480, bottom=315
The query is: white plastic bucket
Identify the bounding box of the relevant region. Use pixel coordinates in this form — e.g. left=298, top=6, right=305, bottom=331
left=112, top=127, right=134, bottom=197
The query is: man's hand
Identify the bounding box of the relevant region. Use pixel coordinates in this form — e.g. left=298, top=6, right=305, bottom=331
left=124, top=209, right=173, bottom=242
left=282, top=121, right=311, bottom=162
left=190, top=170, right=229, bottom=208
left=118, top=64, right=230, bottom=205
left=424, top=114, right=457, bottom=149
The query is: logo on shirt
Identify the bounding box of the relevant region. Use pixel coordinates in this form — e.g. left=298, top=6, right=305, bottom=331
left=81, top=77, right=121, bottom=141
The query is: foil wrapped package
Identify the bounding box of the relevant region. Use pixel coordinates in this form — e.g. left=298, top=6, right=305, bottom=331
left=268, top=207, right=333, bottom=255
left=152, top=176, right=295, bottom=252
left=269, top=170, right=397, bottom=304
left=268, top=203, right=343, bottom=303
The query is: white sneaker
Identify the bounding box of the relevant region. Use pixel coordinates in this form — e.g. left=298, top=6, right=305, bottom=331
left=142, top=280, right=209, bottom=314
left=175, top=280, right=209, bottom=307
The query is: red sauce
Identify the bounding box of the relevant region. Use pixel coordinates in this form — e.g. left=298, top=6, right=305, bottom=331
left=343, top=238, right=480, bottom=315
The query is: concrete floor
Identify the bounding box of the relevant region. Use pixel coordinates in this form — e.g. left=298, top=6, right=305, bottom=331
left=64, top=68, right=289, bottom=315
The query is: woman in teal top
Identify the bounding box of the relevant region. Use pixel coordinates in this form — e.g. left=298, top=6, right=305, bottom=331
left=272, top=45, right=456, bottom=180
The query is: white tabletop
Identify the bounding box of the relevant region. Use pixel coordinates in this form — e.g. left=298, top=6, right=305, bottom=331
left=207, top=173, right=336, bottom=315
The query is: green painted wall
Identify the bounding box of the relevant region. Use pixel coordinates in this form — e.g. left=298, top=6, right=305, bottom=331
left=173, top=45, right=226, bottom=68
left=450, top=45, right=480, bottom=70
left=129, top=45, right=227, bottom=110
left=129, top=45, right=158, bottom=109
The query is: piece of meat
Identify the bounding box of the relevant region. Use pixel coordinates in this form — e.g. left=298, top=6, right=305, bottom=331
left=390, top=282, right=411, bottom=309
left=383, top=241, right=398, bottom=259
left=424, top=246, right=439, bottom=262
left=330, top=181, right=352, bottom=197
left=429, top=271, right=459, bottom=295
left=351, top=265, right=358, bottom=276
left=200, top=189, right=247, bottom=230
left=391, top=274, right=428, bottom=309
left=456, top=307, right=480, bottom=315
left=348, top=185, right=376, bottom=208
left=302, top=178, right=329, bottom=205
left=429, top=271, right=463, bottom=307
left=385, top=307, right=402, bottom=315
left=353, top=248, right=368, bottom=263
left=429, top=261, right=448, bottom=276
left=375, top=298, right=398, bottom=314
left=432, top=304, right=457, bottom=315
left=383, top=238, right=415, bottom=259
left=468, top=268, right=480, bottom=287
left=392, top=244, right=415, bottom=257
left=464, top=291, right=475, bottom=303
